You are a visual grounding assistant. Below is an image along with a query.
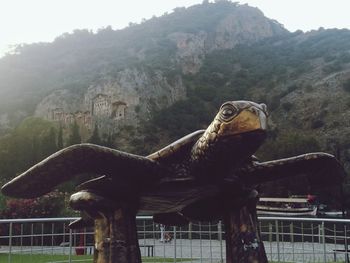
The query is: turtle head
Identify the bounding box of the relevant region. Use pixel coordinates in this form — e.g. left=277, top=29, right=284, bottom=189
left=215, top=101, right=267, bottom=137
left=191, top=101, right=268, bottom=170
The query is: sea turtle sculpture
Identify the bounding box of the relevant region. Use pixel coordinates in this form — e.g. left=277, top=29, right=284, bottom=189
left=1, top=100, right=345, bottom=263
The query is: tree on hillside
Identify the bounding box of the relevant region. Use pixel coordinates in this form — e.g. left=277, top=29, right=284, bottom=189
left=257, top=132, right=321, bottom=161
left=0, top=118, right=55, bottom=180
left=68, top=121, right=81, bottom=146
left=343, top=78, right=350, bottom=92
left=87, top=124, right=102, bottom=145
left=57, top=125, right=64, bottom=149
left=103, top=133, right=115, bottom=148
left=31, top=136, right=40, bottom=165
left=41, top=127, right=57, bottom=157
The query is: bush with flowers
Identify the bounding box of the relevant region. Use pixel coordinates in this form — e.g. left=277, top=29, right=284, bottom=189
left=0, top=190, right=80, bottom=246
left=0, top=190, right=76, bottom=219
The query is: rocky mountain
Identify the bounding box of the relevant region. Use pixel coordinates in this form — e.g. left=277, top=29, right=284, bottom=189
left=0, top=0, right=350, bottom=192
left=0, top=1, right=286, bottom=135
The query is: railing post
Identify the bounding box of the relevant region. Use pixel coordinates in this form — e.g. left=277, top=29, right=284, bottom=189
left=269, top=222, right=273, bottom=261
left=319, top=223, right=321, bottom=243
left=143, top=220, right=147, bottom=256
left=275, top=220, right=280, bottom=263
left=69, top=228, right=73, bottom=263
left=322, top=221, right=326, bottom=263
left=20, top=224, right=23, bottom=255
left=281, top=221, right=284, bottom=261
left=30, top=223, right=34, bottom=256
left=199, top=222, right=203, bottom=263
left=312, top=223, right=315, bottom=262
left=345, top=224, right=349, bottom=263
left=8, top=222, right=13, bottom=263
left=302, top=222, right=305, bottom=262
left=209, top=222, right=212, bottom=263
left=162, top=225, right=166, bottom=260
left=41, top=223, right=44, bottom=254
left=218, top=221, right=223, bottom=263
left=189, top=222, right=192, bottom=240
left=173, top=226, right=177, bottom=263
left=189, top=222, right=193, bottom=263
left=290, top=222, right=294, bottom=243
left=51, top=223, right=55, bottom=255
left=180, top=226, right=183, bottom=259
left=152, top=221, right=156, bottom=257
left=291, top=222, right=295, bottom=262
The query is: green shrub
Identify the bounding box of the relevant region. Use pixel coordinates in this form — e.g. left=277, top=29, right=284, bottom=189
left=257, top=132, right=321, bottom=160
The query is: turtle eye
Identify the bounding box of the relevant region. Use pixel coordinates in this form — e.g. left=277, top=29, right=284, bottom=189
left=220, top=105, right=237, bottom=121
left=222, top=108, right=234, bottom=117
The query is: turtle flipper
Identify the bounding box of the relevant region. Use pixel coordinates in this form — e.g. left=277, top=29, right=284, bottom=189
left=1, top=144, right=161, bottom=198
left=240, top=152, right=345, bottom=192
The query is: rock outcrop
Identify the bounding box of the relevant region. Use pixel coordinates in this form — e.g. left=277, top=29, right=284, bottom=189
left=35, top=68, right=186, bottom=131
left=168, top=4, right=287, bottom=74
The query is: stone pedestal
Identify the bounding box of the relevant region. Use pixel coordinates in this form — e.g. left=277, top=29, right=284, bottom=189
left=94, top=208, right=141, bottom=263
left=224, top=203, right=268, bottom=263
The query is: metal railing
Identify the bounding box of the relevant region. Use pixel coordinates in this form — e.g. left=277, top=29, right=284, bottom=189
left=1, top=216, right=350, bottom=262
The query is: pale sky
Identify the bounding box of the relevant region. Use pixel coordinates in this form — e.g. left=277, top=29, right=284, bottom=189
left=1, top=0, right=350, bottom=58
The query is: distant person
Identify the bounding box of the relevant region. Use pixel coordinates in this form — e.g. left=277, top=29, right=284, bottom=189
left=159, top=224, right=172, bottom=243
left=159, top=224, right=165, bottom=242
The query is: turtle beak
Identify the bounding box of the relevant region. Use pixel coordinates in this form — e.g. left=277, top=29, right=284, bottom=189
left=242, top=105, right=267, bottom=132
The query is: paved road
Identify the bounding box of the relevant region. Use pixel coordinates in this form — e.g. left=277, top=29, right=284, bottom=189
left=1, top=239, right=349, bottom=262
left=139, top=239, right=349, bottom=262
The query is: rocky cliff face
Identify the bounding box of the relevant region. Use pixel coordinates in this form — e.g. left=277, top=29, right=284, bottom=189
left=211, top=5, right=285, bottom=50
left=276, top=68, right=350, bottom=141
left=168, top=31, right=207, bottom=74
left=35, top=68, right=186, bottom=132
left=168, top=4, right=286, bottom=74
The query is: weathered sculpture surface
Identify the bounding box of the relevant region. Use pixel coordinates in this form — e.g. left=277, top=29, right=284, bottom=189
left=1, top=100, right=345, bottom=263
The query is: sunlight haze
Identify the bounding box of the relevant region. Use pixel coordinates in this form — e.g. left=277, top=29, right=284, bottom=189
left=1, top=0, right=350, bottom=57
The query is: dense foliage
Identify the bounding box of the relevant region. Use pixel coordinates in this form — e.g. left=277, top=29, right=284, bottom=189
left=0, top=118, right=58, bottom=182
